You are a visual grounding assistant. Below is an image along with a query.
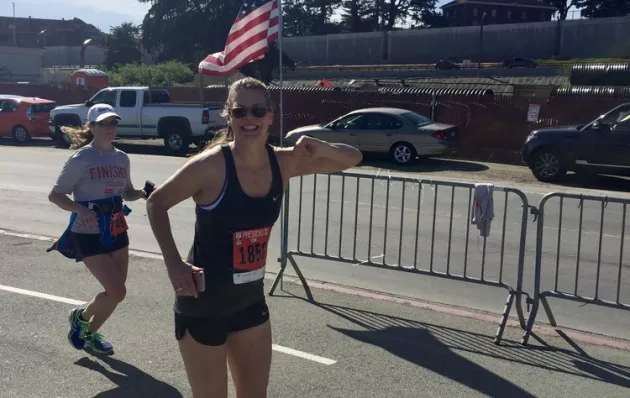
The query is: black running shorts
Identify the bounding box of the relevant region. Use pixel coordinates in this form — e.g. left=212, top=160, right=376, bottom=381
left=74, top=232, right=129, bottom=259
left=174, top=300, right=270, bottom=346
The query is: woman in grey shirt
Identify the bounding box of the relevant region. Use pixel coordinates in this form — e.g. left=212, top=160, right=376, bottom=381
left=47, top=103, right=147, bottom=356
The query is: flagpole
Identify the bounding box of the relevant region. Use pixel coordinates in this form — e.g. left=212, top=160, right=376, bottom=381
left=277, top=0, right=289, bottom=289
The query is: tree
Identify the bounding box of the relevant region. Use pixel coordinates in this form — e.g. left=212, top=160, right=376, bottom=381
left=340, top=0, right=438, bottom=31
left=104, top=22, right=141, bottom=70
left=415, top=9, right=450, bottom=28
left=339, top=0, right=375, bottom=32
left=543, top=0, right=580, bottom=20
left=282, top=0, right=342, bottom=36
left=577, top=0, right=630, bottom=19
left=138, top=0, right=241, bottom=65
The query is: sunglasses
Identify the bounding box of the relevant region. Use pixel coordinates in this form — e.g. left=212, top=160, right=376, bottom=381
left=93, top=120, right=119, bottom=127
left=229, top=104, right=269, bottom=119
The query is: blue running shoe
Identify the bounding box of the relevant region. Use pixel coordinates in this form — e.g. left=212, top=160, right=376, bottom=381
left=84, top=332, right=114, bottom=356
left=67, top=308, right=88, bottom=350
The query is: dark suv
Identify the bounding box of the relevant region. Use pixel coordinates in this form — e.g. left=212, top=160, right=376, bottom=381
left=522, top=103, right=630, bottom=182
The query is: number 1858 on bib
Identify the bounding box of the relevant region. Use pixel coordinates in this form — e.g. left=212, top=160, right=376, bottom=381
left=232, top=226, right=272, bottom=272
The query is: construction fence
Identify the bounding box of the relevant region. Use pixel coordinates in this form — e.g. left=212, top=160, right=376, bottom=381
left=1, top=83, right=628, bottom=164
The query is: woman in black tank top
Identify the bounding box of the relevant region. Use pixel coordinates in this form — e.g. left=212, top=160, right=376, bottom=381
left=146, top=77, right=362, bottom=398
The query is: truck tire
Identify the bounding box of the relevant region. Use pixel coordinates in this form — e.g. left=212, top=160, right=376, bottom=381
left=529, top=147, right=567, bottom=182
left=162, top=124, right=191, bottom=155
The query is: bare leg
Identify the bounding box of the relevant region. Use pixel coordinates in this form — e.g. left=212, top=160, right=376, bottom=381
left=179, top=332, right=228, bottom=398
left=81, top=247, right=128, bottom=333
left=227, top=320, right=272, bottom=398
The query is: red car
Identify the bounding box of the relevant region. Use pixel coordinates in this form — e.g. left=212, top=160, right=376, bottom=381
left=0, top=96, right=57, bottom=143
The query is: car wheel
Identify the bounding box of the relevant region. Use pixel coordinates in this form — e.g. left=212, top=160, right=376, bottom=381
left=12, top=125, right=31, bottom=143
left=529, top=148, right=567, bottom=182
left=391, top=142, right=416, bottom=165
left=164, top=129, right=190, bottom=155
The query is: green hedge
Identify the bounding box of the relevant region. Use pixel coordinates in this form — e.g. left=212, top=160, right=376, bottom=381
left=108, top=61, right=194, bottom=87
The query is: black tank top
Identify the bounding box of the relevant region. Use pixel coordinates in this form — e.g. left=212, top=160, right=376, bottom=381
left=175, top=144, right=284, bottom=317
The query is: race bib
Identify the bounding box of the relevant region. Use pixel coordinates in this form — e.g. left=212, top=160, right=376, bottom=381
left=232, top=226, right=271, bottom=284
left=110, top=212, right=128, bottom=237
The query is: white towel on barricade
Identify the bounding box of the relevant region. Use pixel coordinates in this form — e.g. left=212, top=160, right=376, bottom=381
left=471, top=183, right=495, bottom=237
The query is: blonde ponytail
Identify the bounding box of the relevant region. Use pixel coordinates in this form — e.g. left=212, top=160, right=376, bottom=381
left=61, top=122, right=93, bottom=149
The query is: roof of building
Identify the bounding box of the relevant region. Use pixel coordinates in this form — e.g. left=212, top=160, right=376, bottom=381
left=0, top=16, right=99, bottom=34
left=441, top=0, right=557, bottom=10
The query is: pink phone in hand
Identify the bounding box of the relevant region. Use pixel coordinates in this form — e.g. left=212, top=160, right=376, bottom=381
left=193, top=270, right=205, bottom=293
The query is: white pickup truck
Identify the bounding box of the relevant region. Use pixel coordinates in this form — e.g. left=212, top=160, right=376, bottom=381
left=48, top=86, right=225, bottom=154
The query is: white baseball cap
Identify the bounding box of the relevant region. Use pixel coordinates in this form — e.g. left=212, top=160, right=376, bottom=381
left=87, top=103, right=121, bottom=123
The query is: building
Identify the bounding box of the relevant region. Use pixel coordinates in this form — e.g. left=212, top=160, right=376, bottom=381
left=0, top=16, right=102, bottom=48
left=441, top=0, right=557, bottom=26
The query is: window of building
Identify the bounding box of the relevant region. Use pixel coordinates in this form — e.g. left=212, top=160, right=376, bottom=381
left=492, top=9, right=497, bottom=18
left=507, top=11, right=512, bottom=19
left=522, top=11, right=527, bottom=20
left=473, top=8, right=478, bottom=17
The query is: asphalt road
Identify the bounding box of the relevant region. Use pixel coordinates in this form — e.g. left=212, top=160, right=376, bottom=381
left=1, top=236, right=629, bottom=398
left=0, top=144, right=628, bottom=342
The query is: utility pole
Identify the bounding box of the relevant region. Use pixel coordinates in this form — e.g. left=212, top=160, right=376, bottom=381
left=12, top=3, right=17, bottom=45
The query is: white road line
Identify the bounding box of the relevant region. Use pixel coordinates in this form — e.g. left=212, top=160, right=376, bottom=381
left=272, top=344, right=337, bottom=365
left=0, top=284, right=87, bottom=306
left=0, top=229, right=338, bottom=366
left=0, top=229, right=165, bottom=260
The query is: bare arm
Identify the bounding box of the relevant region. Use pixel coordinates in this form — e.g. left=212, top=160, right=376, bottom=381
left=48, top=154, right=89, bottom=214
left=147, top=154, right=216, bottom=297
left=146, top=158, right=206, bottom=265
left=122, top=155, right=146, bottom=202
left=48, top=191, right=89, bottom=214
left=122, top=187, right=146, bottom=202
left=289, top=136, right=363, bottom=177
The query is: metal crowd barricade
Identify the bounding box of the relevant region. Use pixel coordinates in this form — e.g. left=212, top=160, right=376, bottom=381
left=269, top=171, right=533, bottom=345
left=521, top=192, right=629, bottom=345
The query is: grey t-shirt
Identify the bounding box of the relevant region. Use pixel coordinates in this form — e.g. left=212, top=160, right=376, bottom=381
left=52, top=143, right=135, bottom=234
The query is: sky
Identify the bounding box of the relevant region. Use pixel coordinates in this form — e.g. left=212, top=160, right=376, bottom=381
left=0, top=0, right=450, bottom=33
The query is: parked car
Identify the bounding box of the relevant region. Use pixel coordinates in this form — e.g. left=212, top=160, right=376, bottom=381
left=503, top=57, right=537, bottom=68
left=284, top=107, right=459, bottom=165
left=522, top=103, right=630, bottom=182
left=435, top=60, right=461, bottom=70
left=0, top=96, right=57, bottom=143
left=48, top=87, right=225, bottom=154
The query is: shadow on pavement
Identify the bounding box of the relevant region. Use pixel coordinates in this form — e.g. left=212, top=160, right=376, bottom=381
left=360, top=156, right=490, bottom=174
left=0, top=137, right=59, bottom=148
left=549, top=173, right=630, bottom=194
left=75, top=356, right=183, bottom=398
left=276, top=291, right=630, bottom=396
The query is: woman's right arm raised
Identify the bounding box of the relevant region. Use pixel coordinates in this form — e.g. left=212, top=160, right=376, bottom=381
left=146, top=154, right=212, bottom=297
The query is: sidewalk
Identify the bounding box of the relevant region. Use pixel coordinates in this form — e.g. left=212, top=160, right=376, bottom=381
left=0, top=234, right=629, bottom=398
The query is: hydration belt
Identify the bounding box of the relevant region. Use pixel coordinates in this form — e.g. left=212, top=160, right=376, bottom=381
left=46, top=196, right=131, bottom=262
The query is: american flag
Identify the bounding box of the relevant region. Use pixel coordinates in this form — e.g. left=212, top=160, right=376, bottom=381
left=198, top=0, right=279, bottom=76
